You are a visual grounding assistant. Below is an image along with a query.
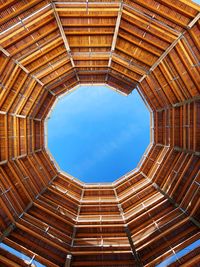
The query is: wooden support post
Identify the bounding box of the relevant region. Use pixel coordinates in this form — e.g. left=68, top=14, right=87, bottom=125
left=123, top=2, right=181, bottom=34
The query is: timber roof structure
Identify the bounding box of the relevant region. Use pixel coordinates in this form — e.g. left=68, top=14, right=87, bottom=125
left=0, top=0, right=200, bottom=266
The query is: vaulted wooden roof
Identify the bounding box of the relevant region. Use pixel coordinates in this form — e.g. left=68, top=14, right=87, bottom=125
left=0, top=0, right=200, bottom=266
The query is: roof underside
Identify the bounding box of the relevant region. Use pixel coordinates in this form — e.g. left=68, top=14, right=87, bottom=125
left=0, top=0, right=200, bottom=266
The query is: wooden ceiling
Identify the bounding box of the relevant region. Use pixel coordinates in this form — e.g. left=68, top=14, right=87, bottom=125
left=0, top=0, right=200, bottom=266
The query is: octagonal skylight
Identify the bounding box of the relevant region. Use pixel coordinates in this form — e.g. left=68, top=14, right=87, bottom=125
left=46, top=85, right=151, bottom=183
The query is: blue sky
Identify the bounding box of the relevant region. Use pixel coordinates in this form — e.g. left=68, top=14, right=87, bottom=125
left=47, top=85, right=150, bottom=183
left=0, top=243, right=45, bottom=267
left=156, top=239, right=200, bottom=267
left=1, top=238, right=199, bottom=266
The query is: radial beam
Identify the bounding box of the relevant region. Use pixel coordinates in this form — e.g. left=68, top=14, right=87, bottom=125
left=140, top=172, right=200, bottom=229
left=106, top=1, right=123, bottom=82
left=108, top=2, right=123, bottom=67
left=124, top=223, right=143, bottom=267
left=0, top=46, right=43, bottom=86
left=0, top=46, right=56, bottom=96
left=139, top=33, right=183, bottom=83
left=139, top=11, right=200, bottom=83
left=65, top=254, right=72, bottom=267
left=114, top=189, right=143, bottom=267
left=173, top=146, right=200, bottom=156
left=153, top=182, right=200, bottom=229
left=51, top=2, right=79, bottom=82
left=0, top=174, right=58, bottom=243
left=123, top=3, right=181, bottom=34
left=187, top=12, right=200, bottom=28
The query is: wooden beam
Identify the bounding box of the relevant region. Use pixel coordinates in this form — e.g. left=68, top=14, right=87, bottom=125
left=0, top=0, right=18, bottom=12
left=51, top=2, right=79, bottom=82
left=139, top=11, right=200, bottom=84
left=0, top=47, right=58, bottom=97
left=109, top=2, right=123, bottom=66
left=122, top=15, right=172, bottom=44
left=2, top=11, right=53, bottom=47
left=114, top=189, right=143, bottom=266
left=141, top=172, right=200, bottom=229
left=173, top=146, right=200, bottom=156
left=113, top=52, right=148, bottom=73
left=105, top=2, right=122, bottom=82
left=123, top=7, right=179, bottom=37
left=139, top=33, right=183, bottom=83
left=126, top=0, right=190, bottom=28
left=155, top=0, right=196, bottom=18
left=0, top=1, right=48, bottom=27
left=55, top=1, right=119, bottom=5
left=178, top=0, right=200, bottom=12
left=0, top=197, right=35, bottom=243
left=118, top=32, right=161, bottom=57
left=120, top=24, right=166, bottom=50
left=65, top=254, right=72, bottom=267
left=0, top=172, right=58, bottom=243
left=4, top=115, right=8, bottom=161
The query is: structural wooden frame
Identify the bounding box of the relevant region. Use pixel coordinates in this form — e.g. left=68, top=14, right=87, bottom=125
left=0, top=0, right=200, bottom=266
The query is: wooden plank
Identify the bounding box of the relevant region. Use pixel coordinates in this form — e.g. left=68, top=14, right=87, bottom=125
left=178, top=0, right=200, bottom=12
left=0, top=9, right=53, bottom=44
left=0, top=0, right=47, bottom=26
left=127, top=0, right=190, bottom=27
left=139, top=33, right=183, bottom=83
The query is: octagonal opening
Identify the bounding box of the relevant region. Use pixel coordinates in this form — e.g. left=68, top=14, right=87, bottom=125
left=46, top=85, right=150, bottom=183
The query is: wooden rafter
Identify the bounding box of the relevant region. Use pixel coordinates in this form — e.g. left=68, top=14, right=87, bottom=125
left=105, top=1, right=123, bottom=82
left=51, top=1, right=79, bottom=82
